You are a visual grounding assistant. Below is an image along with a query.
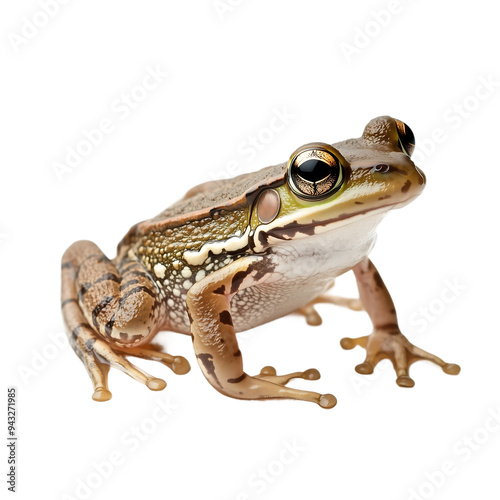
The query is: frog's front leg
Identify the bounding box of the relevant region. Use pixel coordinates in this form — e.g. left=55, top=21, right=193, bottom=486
left=61, top=240, right=189, bottom=401
left=341, top=258, right=460, bottom=386
left=186, top=256, right=337, bottom=409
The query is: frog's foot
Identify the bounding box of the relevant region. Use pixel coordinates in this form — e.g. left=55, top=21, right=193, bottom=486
left=295, top=294, right=363, bottom=326
left=62, top=241, right=174, bottom=401
left=255, top=365, right=321, bottom=385
left=253, top=366, right=336, bottom=408
left=340, top=330, right=461, bottom=387
left=71, top=325, right=170, bottom=401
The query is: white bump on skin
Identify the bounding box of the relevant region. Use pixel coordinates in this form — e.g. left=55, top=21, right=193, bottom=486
left=172, top=260, right=180, bottom=270
left=195, top=270, right=206, bottom=282
left=181, top=267, right=192, bottom=278
left=183, top=225, right=251, bottom=266
left=167, top=299, right=174, bottom=307
left=154, top=263, right=166, bottom=278
left=173, top=288, right=181, bottom=297
left=183, top=280, right=192, bottom=290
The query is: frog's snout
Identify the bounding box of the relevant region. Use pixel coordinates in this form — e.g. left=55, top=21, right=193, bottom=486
left=399, top=163, right=426, bottom=202
left=415, top=165, right=426, bottom=186
left=411, top=163, right=426, bottom=193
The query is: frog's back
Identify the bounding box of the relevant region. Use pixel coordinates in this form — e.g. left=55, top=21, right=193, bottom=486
left=153, top=162, right=286, bottom=222
left=117, top=162, right=287, bottom=259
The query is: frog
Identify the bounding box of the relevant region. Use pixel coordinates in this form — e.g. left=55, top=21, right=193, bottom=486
left=61, top=115, right=460, bottom=409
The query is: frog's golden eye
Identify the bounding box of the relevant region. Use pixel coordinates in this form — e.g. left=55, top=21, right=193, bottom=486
left=395, top=119, right=415, bottom=157
left=287, top=143, right=344, bottom=201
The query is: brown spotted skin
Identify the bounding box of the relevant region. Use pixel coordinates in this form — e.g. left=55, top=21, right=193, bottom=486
left=61, top=116, right=460, bottom=407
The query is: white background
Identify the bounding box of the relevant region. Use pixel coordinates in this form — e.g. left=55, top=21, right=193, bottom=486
left=1, top=1, right=499, bottom=499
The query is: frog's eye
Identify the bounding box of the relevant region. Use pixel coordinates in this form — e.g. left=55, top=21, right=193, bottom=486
left=287, top=144, right=344, bottom=201
left=395, top=119, right=415, bottom=157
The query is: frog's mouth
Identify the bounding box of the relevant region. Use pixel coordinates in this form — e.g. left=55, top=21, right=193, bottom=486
left=255, top=197, right=416, bottom=246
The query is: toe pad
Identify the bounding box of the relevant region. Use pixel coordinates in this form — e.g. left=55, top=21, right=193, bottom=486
left=396, top=375, right=415, bottom=388
left=355, top=362, right=374, bottom=375
left=146, top=378, right=167, bottom=391
left=319, top=394, right=337, bottom=409
left=443, top=363, right=461, bottom=375
left=171, top=356, right=191, bottom=375
left=92, top=388, right=112, bottom=402
left=260, top=366, right=277, bottom=376
left=302, top=369, right=320, bottom=380
left=340, top=337, right=356, bottom=350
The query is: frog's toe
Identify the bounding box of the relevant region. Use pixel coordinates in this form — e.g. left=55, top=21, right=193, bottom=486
left=340, top=335, right=368, bottom=350
left=355, top=361, right=374, bottom=375
left=259, top=365, right=277, bottom=376
left=443, top=363, right=461, bottom=375
left=396, top=375, right=415, bottom=388
left=170, top=356, right=191, bottom=375
left=303, top=368, right=321, bottom=380
left=115, top=345, right=191, bottom=376
left=92, top=388, right=112, bottom=402
left=146, top=378, right=167, bottom=391
left=72, top=333, right=114, bottom=401
left=295, top=305, right=323, bottom=326
left=319, top=393, right=337, bottom=409
left=90, top=338, right=167, bottom=392
left=294, top=295, right=364, bottom=326
left=347, top=299, right=364, bottom=311
left=403, top=342, right=461, bottom=379
left=255, top=366, right=321, bottom=385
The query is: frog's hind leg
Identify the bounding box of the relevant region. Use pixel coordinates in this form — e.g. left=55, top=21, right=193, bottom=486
left=294, top=281, right=363, bottom=326
left=61, top=240, right=177, bottom=400
left=71, top=324, right=113, bottom=401
left=186, top=256, right=337, bottom=409
left=62, top=301, right=168, bottom=401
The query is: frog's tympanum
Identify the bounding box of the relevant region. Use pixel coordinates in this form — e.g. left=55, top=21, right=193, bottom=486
left=61, top=116, right=460, bottom=408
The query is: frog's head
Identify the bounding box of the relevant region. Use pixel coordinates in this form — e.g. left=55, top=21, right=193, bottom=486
left=250, top=116, right=425, bottom=248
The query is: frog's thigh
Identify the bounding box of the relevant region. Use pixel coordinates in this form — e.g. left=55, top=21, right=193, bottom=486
left=64, top=240, right=160, bottom=345
left=186, top=256, right=337, bottom=409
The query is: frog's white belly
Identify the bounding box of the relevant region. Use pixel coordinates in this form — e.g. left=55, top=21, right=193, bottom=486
left=231, top=213, right=384, bottom=332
